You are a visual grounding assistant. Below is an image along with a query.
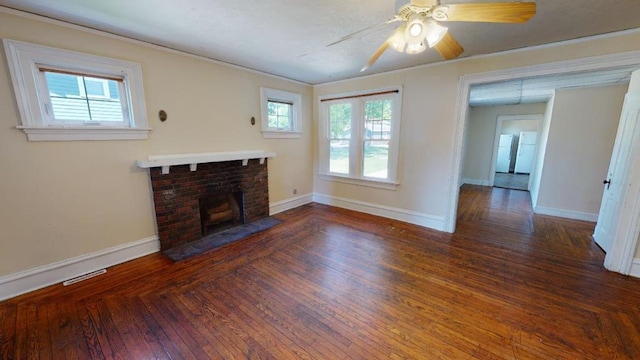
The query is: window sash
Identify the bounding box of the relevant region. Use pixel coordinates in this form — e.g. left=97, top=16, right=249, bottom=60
left=267, top=100, right=293, bottom=130
left=39, top=69, right=130, bottom=127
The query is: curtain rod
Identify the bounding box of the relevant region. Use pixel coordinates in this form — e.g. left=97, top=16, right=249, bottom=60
left=320, top=90, right=399, bottom=102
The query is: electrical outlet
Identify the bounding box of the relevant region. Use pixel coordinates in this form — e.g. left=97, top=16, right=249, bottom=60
left=293, top=188, right=297, bottom=195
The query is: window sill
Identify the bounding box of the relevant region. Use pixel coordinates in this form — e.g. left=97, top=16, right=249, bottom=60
left=319, top=174, right=399, bottom=190
left=262, top=131, right=302, bottom=139
left=16, top=126, right=152, bottom=141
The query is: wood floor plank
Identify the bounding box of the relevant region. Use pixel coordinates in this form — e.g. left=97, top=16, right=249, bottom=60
left=142, top=294, right=218, bottom=359
left=176, top=289, right=251, bottom=359
left=76, top=303, right=106, bottom=360
left=84, top=300, right=129, bottom=359
left=2, top=185, right=640, bottom=358
left=198, top=285, right=303, bottom=359
left=129, top=296, right=186, bottom=360
left=103, top=297, right=169, bottom=359
left=247, top=258, right=474, bottom=359
left=0, top=303, right=17, bottom=360
left=218, top=272, right=357, bottom=359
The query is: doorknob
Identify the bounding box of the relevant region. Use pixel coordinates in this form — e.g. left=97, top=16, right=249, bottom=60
left=603, top=179, right=612, bottom=190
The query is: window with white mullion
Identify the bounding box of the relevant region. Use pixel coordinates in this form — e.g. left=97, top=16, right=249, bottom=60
left=39, top=69, right=128, bottom=126
left=320, top=86, right=402, bottom=187
left=267, top=100, right=293, bottom=131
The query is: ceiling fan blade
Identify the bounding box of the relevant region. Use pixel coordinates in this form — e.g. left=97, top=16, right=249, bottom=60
left=439, top=2, right=536, bottom=23
left=361, top=41, right=390, bottom=72
left=328, top=17, right=401, bottom=47
left=434, top=32, right=464, bottom=60
left=410, top=0, right=437, bottom=7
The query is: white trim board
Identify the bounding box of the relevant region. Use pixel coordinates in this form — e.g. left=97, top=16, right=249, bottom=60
left=313, top=193, right=446, bottom=231
left=533, top=206, right=598, bottom=222
left=0, top=236, right=159, bottom=301
left=629, top=258, right=640, bottom=278
left=270, top=193, right=313, bottom=215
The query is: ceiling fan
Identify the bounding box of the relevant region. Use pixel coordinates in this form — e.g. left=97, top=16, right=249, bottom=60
left=333, top=0, right=536, bottom=72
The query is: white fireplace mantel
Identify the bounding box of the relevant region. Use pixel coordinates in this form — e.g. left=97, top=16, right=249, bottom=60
left=136, top=150, right=277, bottom=174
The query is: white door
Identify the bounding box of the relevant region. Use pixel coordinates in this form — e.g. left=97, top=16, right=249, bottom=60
left=514, top=131, right=537, bottom=174
left=594, top=92, right=640, bottom=253
left=496, top=134, right=513, bottom=173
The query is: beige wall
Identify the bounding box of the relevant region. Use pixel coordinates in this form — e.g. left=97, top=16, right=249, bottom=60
left=0, top=11, right=313, bottom=277
left=314, top=29, right=640, bottom=228
left=530, top=96, right=555, bottom=209
left=463, top=103, right=546, bottom=182
left=535, top=85, right=627, bottom=215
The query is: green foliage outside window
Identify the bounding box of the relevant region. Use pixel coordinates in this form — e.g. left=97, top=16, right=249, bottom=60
left=329, top=103, right=352, bottom=138
left=267, top=101, right=291, bottom=130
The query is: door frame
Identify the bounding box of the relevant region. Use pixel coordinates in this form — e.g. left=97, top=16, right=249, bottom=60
left=445, top=50, right=640, bottom=274
left=489, top=114, right=543, bottom=188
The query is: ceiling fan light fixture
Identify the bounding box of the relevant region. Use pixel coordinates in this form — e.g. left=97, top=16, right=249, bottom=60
left=405, top=41, right=427, bottom=55
left=404, top=14, right=427, bottom=45
left=389, top=24, right=408, bottom=52
left=424, top=20, right=448, bottom=47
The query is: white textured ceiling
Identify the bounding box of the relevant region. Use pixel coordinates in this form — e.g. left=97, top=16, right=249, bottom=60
left=2, top=0, right=640, bottom=84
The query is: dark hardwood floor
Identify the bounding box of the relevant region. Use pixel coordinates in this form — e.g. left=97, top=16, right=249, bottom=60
left=2, top=185, right=640, bottom=359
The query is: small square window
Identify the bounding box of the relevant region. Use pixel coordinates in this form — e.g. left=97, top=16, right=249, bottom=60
left=267, top=100, right=293, bottom=131
left=260, top=87, right=302, bottom=139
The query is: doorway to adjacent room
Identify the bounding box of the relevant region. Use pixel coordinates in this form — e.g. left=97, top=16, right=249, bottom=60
left=490, top=115, right=542, bottom=191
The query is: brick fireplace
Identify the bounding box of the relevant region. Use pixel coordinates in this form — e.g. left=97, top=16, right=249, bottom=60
left=138, top=151, right=275, bottom=252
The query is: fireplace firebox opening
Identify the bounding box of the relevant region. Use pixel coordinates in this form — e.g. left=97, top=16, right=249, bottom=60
left=199, top=191, right=245, bottom=236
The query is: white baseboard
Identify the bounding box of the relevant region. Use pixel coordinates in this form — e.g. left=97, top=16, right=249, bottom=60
left=629, top=258, right=640, bottom=278
left=269, top=193, right=313, bottom=215
left=534, top=206, right=598, bottom=222
left=0, top=236, right=159, bottom=301
left=461, top=178, right=490, bottom=186
left=313, top=193, right=446, bottom=231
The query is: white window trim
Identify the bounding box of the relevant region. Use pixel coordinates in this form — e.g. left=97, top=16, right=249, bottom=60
left=3, top=39, right=151, bottom=141
left=318, top=86, right=403, bottom=189
left=319, top=174, right=400, bottom=190
left=260, top=87, right=302, bottom=139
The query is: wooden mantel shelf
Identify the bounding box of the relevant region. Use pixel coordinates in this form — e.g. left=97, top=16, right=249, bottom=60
left=137, top=150, right=277, bottom=174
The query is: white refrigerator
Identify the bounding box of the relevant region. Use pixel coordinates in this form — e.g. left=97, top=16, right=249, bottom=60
left=514, top=131, right=537, bottom=174
left=496, top=134, right=514, bottom=173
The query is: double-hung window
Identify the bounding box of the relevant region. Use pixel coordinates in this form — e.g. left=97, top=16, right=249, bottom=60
left=3, top=39, right=150, bottom=141
left=319, top=87, right=402, bottom=189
